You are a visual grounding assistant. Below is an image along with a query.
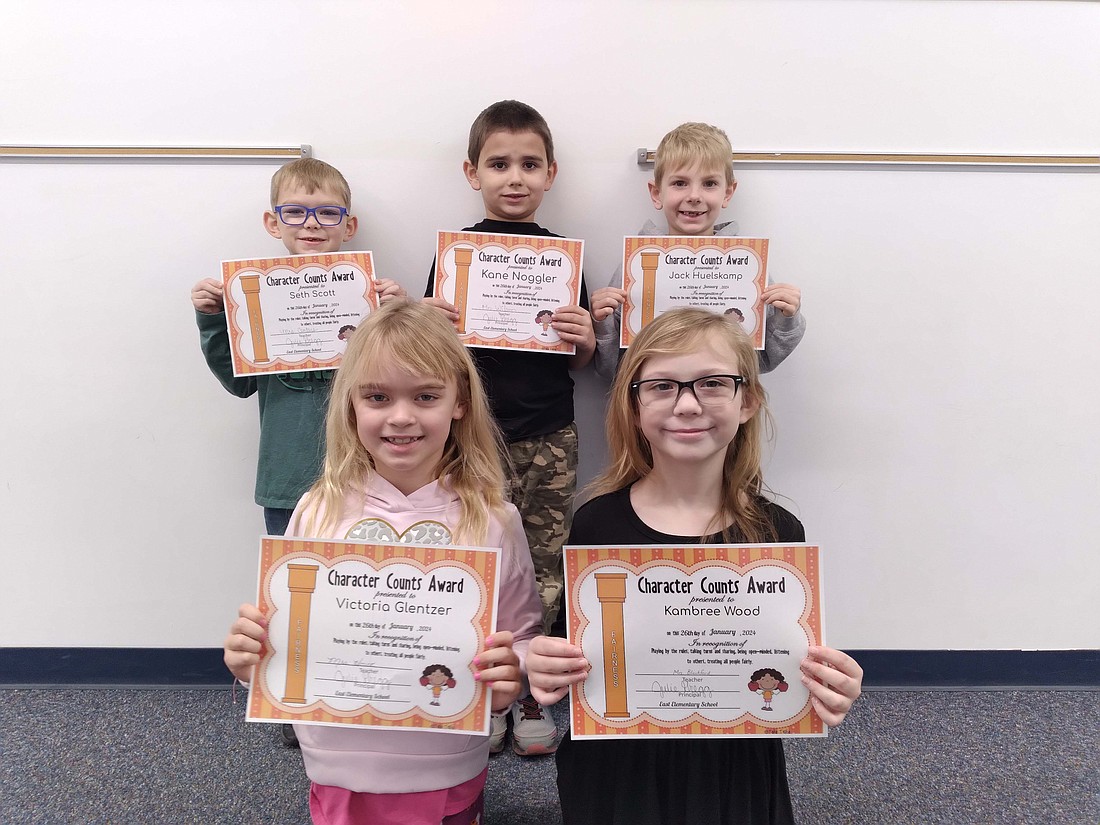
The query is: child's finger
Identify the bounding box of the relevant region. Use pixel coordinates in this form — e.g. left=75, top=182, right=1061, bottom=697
left=762, top=285, right=801, bottom=312
left=800, top=649, right=862, bottom=724
left=475, top=647, right=519, bottom=671
left=529, top=666, right=589, bottom=705
left=226, top=604, right=268, bottom=648
left=192, top=278, right=222, bottom=294
left=531, top=684, right=570, bottom=705
left=528, top=654, right=589, bottom=678
left=554, top=328, right=589, bottom=344
left=805, top=646, right=864, bottom=682
left=552, top=313, right=591, bottom=328
left=771, top=301, right=797, bottom=317
left=802, top=676, right=854, bottom=726
left=421, top=296, right=460, bottom=320
left=484, top=631, right=514, bottom=649
left=529, top=635, right=583, bottom=659
left=800, top=657, right=857, bottom=695
left=475, top=663, right=520, bottom=685
left=237, top=603, right=267, bottom=623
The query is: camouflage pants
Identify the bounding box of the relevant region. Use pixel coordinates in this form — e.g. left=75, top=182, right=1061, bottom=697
left=505, top=423, right=578, bottom=633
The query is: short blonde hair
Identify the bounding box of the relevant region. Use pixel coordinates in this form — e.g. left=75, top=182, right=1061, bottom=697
left=269, top=157, right=352, bottom=209
left=589, top=307, right=775, bottom=543
left=297, top=300, right=508, bottom=543
left=653, top=122, right=735, bottom=187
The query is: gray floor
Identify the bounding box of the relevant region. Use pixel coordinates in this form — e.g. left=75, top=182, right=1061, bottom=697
left=1, top=689, right=1096, bottom=824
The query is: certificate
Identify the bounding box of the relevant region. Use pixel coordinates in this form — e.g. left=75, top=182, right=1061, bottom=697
left=564, top=544, right=824, bottom=738
left=435, top=231, right=584, bottom=355
left=222, top=252, right=378, bottom=376
left=246, top=537, right=500, bottom=735
left=620, top=236, right=769, bottom=349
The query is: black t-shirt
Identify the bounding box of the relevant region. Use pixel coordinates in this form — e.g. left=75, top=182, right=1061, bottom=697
left=424, top=218, right=589, bottom=443
left=556, top=485, right=804, bottom=825
left=569, top=485, right=806, bottom=546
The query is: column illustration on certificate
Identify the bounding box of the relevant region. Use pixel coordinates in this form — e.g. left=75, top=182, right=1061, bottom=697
left=620, top=236, right=769, bottom=349
left=434, top=231, right=584, bottom=354
left=222, top=252, right=378, bottom=376
left=245, top=537, right=501, bottom=735
left=564, top=544, right=825, bottom=739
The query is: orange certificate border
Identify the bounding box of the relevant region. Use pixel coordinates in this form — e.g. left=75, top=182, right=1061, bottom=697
left=222, top=252, right=378, bottom=376
left=246, top=538, right=499, bottom=734
left=565, top=544, right=824, bottom=738
left=435, top=231, right=584, bottom=354
left=620, top=236, right=769, bottom=348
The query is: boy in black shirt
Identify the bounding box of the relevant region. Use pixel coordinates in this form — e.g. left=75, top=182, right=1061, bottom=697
left=424, top=100, right=594, bottom=756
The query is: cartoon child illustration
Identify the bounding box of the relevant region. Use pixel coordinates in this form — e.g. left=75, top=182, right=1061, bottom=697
left=337, top=324, right=357, bottom=341
left=748, top=668, right=788, bottom=711
left=724, top=307, right=745, bottom=324
left=419, top=664, right=456, bottom=706
left=535, top=309, right=554, bottom=337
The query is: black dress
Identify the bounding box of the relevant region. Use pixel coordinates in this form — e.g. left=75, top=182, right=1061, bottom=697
left=556, top=486, right=805, bottom=825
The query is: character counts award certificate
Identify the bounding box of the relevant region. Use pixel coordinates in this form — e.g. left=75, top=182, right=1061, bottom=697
left=434, top=231, right=584, bottom=355
left=565, top=544, right=825, bottom=739
left=620, top=236, right=768, bottom=349
left=246, top=537, right=500, bottom=735
left=222, top=252, right=377, bottom=376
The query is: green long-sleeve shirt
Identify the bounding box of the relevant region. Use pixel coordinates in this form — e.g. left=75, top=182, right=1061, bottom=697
left=195, top=310, right=332, bottom=509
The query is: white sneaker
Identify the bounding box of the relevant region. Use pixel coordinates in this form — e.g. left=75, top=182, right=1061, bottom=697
left=511, top=695, right=559, bottom=756
left=488, top=711, right=507, bottom=754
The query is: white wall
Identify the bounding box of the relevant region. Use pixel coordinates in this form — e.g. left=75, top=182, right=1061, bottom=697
left=2, top=0, right=1098, bottom=651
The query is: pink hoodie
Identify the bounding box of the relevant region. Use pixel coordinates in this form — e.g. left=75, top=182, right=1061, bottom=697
left=286, top=473, right=542, bottom=794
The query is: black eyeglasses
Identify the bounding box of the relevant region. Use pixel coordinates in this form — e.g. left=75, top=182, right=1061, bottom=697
left=274, top=204, right=348, bottom=226
left=630, top=374, right=744, bottom=408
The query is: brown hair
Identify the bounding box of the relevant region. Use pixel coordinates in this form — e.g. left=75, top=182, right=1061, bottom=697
left=467, top=100, right=554, bottom=166
left=588, top=308, right=775, bottom=543
left=269, top=157, right=352, bottom=209
left=653, top=122, right=735, bottom=187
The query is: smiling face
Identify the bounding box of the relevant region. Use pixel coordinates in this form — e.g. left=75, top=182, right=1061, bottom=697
left=351, top=360, right=466, bottom=495
left=263, top=182, right=358, bottom=254
left=426, top=669, right=449, bottom=686
left=649, top=162, right=736, bottom=236
left=464, top=129, right=557, bottom=223
left=634, top=335, right=757, bottom=476
left=757, top=673, right=780, bottom=691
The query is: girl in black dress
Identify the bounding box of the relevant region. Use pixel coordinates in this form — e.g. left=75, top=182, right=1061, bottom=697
left=527, top=307, right=863, bottom=824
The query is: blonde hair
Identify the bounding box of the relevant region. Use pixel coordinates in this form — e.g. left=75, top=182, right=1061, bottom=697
left=298, top=300, right=507, bottom=543
left=653, top=122, right=735, bottom=187
left=589, top=308, right=775, bottom=543
left=270, top=157, right=352, bottom=209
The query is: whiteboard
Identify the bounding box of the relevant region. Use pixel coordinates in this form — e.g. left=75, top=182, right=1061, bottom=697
left=2, top=0, right=1098, bottom=651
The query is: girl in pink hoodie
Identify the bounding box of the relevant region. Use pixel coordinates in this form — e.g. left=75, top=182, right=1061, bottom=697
left=225, top=300, right=543, bottom=825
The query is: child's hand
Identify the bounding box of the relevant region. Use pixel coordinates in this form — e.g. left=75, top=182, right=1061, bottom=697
left=553, top=305, right=595, bottom=354
left=376, top=278, right=407, bottom=304
left=762, top=282, right=801, bottom=317
left=590, top=287, right=627, bottom=322
left=526, top=635, right=589, bottom=705
left=800, top=645, right=862, bottom=727
left=191, top=278, right=225, bottom=315
left=474, top=632, right=522, bottom=712
left=421, top=296, right=460, bottom=324
left=223, top=603, right=268, bottom=683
